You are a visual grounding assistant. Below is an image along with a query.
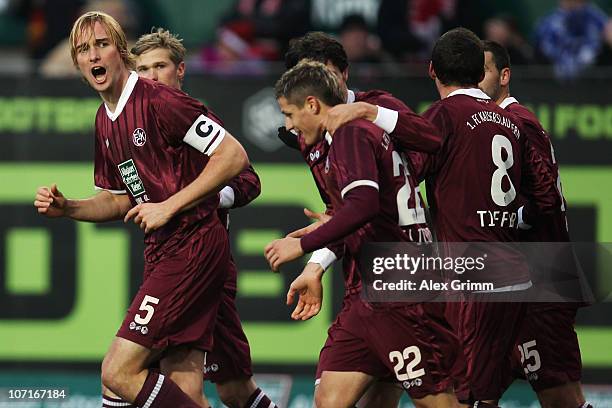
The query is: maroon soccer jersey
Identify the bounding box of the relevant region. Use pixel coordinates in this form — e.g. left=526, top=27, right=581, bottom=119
left=297, top=90, right=432, bottom=241
left=301, top=120, right=424, bottom=260
left=217, top=165, right=261, bottom=230
left=413, top=88, right=561, bottom=286
left=501, top=97, right=569, bottom=242
left=94, top=73, right=227, bottom=243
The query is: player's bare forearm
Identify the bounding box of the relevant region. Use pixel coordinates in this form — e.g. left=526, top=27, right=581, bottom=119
left=165, top=134, right=249, bottom=215
left=65, top=191, right=131, bottom=222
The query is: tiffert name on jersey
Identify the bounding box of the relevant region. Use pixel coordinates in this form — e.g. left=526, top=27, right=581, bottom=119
left=477, top=210, right=517, bottom=228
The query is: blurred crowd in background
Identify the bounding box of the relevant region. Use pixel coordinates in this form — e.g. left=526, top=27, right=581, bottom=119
left=1, top=0, right=612, bottom=80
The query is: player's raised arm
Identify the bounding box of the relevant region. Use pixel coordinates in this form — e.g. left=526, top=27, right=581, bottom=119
left=323, top=97, right=443, bottom=154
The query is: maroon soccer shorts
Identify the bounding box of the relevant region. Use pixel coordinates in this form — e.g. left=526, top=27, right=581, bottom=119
left=316, top=293, right=461, bottom=400
left=511, top=303, right=582, bottom=392
left=445, top=300, right=527, bottom=401
left=204, top=257, right=253, bottom=383
left=117, top=220, right=229, bottom=351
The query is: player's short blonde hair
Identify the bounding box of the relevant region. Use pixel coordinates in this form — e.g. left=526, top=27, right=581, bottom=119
left=69, top=11, right=135, bottom=69
left=132, top=28, right=186, bottom=66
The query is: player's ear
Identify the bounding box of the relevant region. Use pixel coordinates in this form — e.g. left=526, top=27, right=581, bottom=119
left=500, top=67, right=511, bottom=87
left=177, top=61, right=185, bottom=82
left=428, top=61, right=436, bottom=80
left=305, top=96, right=320, bottom=114
left=341, top=67, right=349, bottom=83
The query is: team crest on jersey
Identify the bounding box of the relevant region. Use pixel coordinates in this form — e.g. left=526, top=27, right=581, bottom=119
left=132, top=128, right=146, bottom=147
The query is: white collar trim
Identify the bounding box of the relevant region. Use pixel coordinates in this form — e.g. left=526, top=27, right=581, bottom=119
left=347, top=89, right=355, bottom=104
left=325, top=131, right=333, bottom=145
left=446, top=88, right=491, bottom=100
left=500, top=96, right=519, bottom=109
left=105, top=71, right=139, bottom=121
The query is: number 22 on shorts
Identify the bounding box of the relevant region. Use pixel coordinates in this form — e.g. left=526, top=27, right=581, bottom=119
left=134, top=295, right=160, bottom=325
left=389, top=346, right=425, bottom=381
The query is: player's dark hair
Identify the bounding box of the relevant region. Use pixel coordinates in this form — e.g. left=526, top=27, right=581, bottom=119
left=285, top=32, right=348, bottom=72
left=483, top=40, right=511, bottom=72
left=275, top=61, right=344, bottom=107
left=431, top=27, right=484, bottom=86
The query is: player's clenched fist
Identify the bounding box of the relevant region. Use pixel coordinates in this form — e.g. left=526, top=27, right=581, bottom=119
left=34, top=184, right=67, bottom=218
left=264, top=237, right=304, bottom=272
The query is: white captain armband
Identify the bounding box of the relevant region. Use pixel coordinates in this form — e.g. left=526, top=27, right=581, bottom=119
left=308, top=248, right=338, bottom=271
left=183, top=114, right=226, bottom=156
left=373, top=106, right=399, bottom=134
left=218, top=186, right=235, bottom=208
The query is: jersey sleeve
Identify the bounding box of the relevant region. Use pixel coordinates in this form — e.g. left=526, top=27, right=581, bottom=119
left=374, top=94, right=443, bottom=153
left=226, top=165, right=262, bottom=208
left=300, top=186, right=379, bottom=253
left=153, top=88, right=227, bottom=156
left=93, top=127, right=125, bottom=194
left=333, top=125, right=380, bottom=198
left=409, top=102, right=452, bottom=179
left=519, top=123, right=562, bottom=221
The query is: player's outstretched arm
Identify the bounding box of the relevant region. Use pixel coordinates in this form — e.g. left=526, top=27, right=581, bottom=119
left=323, top=100, right=443, bottom=154
left=35, top=184, right=131, bottom=222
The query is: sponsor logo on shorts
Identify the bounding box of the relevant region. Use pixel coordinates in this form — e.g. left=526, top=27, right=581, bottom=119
left=128, top=321, right=149, bottom=335
left=203, top=363, right=219, bottom=374
left=527, top=372, right=539, bottom=382
left=401, top=378, right=422, bottom=390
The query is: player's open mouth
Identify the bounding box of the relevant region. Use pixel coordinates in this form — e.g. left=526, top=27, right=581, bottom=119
left=91, top=66, right=107, bottom=84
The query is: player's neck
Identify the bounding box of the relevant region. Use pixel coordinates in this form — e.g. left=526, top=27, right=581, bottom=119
left=496, top=88, right=510, bottom=106
left=100, top=68, right=131, bottom=112
left=437, top=84, right=478, bottom=99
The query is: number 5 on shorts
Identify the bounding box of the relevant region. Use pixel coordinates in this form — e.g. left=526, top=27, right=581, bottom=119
left=389, top=346, right=425, bottom=381
left=135, top=295, right=160, bottom=325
